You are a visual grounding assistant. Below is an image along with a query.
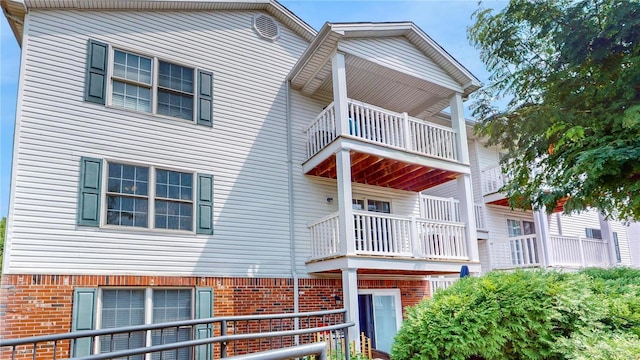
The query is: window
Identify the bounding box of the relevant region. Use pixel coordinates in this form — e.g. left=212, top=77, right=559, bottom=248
left=106, top=163, right=149, bottom=228
left=585, top=228, right=603, bottom=239
left=352, top=198, right=391, bottom=214
left=506, top=219, right=537, bottom=266
left=613, top=232, right=622, bottom=263
left=106, top=163, right=194, bottom=231
left=112, top=50, right=152, bottom=112
left=83, top=39, right=213, bottom=126
left=99, top=289, right=193, bottom=360
left=157, top=62, right=194, bottom=120
left=155, top=170, right=194, bottom=231
left=71, top=287, right=213, bottom=358
left=111, top=50, right=194, bottom=120
left=507, top=219, right=535, bottom=237
left=78, top=157, right=213, bottom=234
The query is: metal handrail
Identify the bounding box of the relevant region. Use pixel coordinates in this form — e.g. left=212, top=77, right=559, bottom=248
left=227, top=343, right=328, bottom=360
left=71, top=324, right=353, bottom=360
left=0, top=308, right=348, bottom=347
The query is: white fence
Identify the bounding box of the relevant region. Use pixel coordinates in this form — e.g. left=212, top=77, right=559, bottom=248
left=491, top=234, right=540, bottom=269
left=304, top=99, right=458, bottom=162
left=481, top=165, right=507, bottom=195
left=428, top=276, right=459, bottom=293
left=419, top=195, right=487, bottom=231
left=549, top=235, right=610, bottom=268
left=308, top=211, right=469, bottom=261
left=308, top=212, right=340, bottom=260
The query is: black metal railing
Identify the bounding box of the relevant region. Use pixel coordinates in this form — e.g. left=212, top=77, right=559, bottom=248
left=0, top=309, right=354, bottom=360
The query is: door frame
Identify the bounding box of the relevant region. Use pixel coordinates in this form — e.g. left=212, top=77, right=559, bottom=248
left=357, top=288, right=403, bottom=349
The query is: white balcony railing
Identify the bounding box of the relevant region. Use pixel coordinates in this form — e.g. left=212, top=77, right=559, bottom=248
left=492, top=234, right=540, bottom=269
left=492, top=234, right=610, bottom=270
left=420, top=195, right=487, bottom=231
left=549, top=235, right=609, bottom=268
left=428, top=276, right=459, bottom=293
left=308, top=211, right=469, bottom=262
left=474, top=204, right=487, bottom=231
left=304, top=99, right=458, bottom=162
left=481, top=165, right=507, bottom=195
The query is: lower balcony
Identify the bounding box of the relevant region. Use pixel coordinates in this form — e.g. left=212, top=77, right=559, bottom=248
left=491, top=234, right=610, bottom=269
left=306, top=211, right=477, bottom=274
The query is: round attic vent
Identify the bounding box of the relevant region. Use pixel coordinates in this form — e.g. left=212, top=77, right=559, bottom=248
left=254, top=14, right=280, bottom=41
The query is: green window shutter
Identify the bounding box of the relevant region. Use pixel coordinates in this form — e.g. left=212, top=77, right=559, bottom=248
left=195, top=288, right=213, bottom=360
left=197, top=174, right=214, bottom=234
left=72, top=288, right=97, bottom=357
left=85, top=39, right=108, bottom=104
left=78, top=157, right=102, bottom=226
left=197, top=70, right=213, bottom=127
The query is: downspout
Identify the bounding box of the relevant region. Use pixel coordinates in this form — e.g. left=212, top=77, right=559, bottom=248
left=285, top=80, right=300, bottom=342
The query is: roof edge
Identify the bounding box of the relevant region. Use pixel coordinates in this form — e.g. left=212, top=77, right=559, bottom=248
left=4, top=0, right=317, bottom=42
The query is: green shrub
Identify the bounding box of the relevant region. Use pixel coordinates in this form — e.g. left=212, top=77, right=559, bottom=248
left=391, top=268, right=640, bottom=360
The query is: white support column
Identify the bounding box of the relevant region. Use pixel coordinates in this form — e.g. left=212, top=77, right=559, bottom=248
left=341, top=268, right=360, bottom=349
left=457, top=174, right=479, bottom=262
left=450, top=93, right=470, bottom=164
left=533, top=208, right=552, bottom=267
left=332, top=52, right=349, bottom=136
left=336, top=148, right=355, bottom=255
left=598, top=214, right=617, bottom=266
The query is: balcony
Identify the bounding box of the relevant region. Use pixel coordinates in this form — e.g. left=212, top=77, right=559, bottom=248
left=548, top=235, right=610, bottom=268
left=420, top=194, right=487, bottom=232
left=303, top=99, right=468, bottom=192
left=308, top=211, right=468, bottom=262
left=490, top=234, right=610, bottom=269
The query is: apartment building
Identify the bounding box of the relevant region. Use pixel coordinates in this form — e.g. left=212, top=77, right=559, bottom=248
left=1, top=0, right=483, bottom=356
left=2, top=1, right=636, bottom=357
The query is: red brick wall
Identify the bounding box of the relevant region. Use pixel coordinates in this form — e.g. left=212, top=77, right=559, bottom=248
left=0, top=274, right=430, bottom=359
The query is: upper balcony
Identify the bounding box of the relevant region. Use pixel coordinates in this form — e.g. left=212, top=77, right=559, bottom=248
left=303, top=99, right=465, bottom=192
left=288, top=22, right=481, bottom=193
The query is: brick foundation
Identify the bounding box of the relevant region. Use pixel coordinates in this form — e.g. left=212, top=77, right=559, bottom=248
left=0, top=274, right=430, bottom=358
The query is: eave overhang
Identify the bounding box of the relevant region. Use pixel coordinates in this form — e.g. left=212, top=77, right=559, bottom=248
left=288, top=21, right=482, bottom=98
left=2, top=0, right=317, bottom=47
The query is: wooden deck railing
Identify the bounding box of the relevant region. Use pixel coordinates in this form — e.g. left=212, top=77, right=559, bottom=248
left=304, top=99, right=458, bottom=162
left=308, top=211, right=469, bottom=262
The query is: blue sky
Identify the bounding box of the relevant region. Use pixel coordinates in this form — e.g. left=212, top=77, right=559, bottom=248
left=0, top=0, right=507, bottom=217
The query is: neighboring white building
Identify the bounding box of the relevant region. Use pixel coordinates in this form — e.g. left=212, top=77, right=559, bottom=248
left=425, top=129, right=639, bottom=273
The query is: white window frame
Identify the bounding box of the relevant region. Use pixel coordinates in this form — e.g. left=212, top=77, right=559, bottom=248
left=105, top=45, right=201, bottom=123
left=94, top=287, right=195, bottom=356
left=585, top=228, right=603, bottom=239
left=612, top=232, right=622, bottom=263
left=101, top=159, right=197, bottom=233
left=352, top=195, right=392, bottom=214
left=506, top=219, right=536, bottom=237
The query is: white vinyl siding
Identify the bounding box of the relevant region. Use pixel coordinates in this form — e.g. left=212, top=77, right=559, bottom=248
left=6, top=9, right=310, bottom=276
left=338, top=37, right=462, bottom=92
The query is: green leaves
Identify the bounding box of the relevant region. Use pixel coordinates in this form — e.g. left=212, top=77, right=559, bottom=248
left=468, top=0, right=640, bottom=220
left=391, top=269, right=640, bottom=360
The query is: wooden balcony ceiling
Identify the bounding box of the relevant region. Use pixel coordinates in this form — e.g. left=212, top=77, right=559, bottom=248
left=488, top=196, right=566, bottom=213
left=307, top=150, right=459, bottom=192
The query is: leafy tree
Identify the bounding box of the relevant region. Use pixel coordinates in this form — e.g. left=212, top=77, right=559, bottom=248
left=391, top=269, right=640, bottom=360
left=468, top=0, right=640, bottom=220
